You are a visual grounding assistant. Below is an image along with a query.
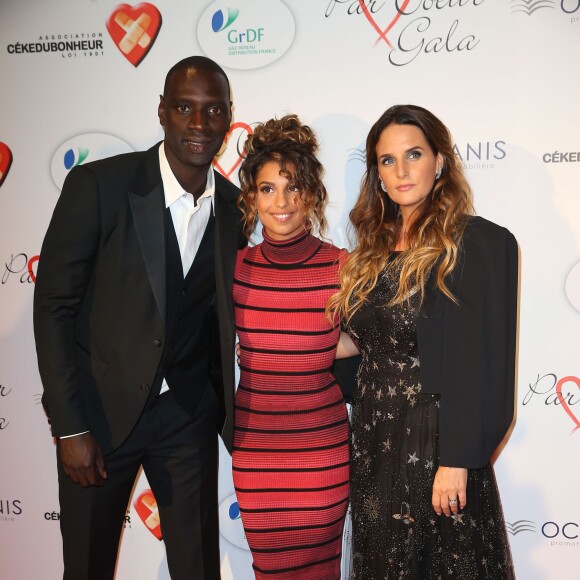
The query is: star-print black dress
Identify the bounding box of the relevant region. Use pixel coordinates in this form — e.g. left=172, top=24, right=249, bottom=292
left=344, top=264, right=515, bottom=579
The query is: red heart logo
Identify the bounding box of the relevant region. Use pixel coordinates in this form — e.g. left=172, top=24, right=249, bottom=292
left=106, top=3, right=162, bottom=66
left=133, top=489, right=162, bottom=540
left=358, top=0, right=410, bottom=48
left=213, top=122, right=253, bottom=181
left=27, top=255, right=39, bottom=284
left=0, top=142, right=13, bottom=187
left=556, top=376, right=580, bottom=434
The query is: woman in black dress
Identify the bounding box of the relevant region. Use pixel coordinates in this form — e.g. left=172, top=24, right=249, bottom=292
left=330, top=105, right=518, bottom=578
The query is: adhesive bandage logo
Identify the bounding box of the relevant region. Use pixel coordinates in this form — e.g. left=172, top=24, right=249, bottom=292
left=0, top=143, right=13, bottom=187
left=50, top=133, right=134, bottom=191
left=106, top=3, right=162, bottom=66
left=197, top=0, right=295, bottom=70
left=133, top=490, right=162, bottom=540
left=218, top=494, right=250, bottom=550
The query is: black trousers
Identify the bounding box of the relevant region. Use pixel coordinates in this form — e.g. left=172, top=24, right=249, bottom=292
left=57, top=386, right=220, bottom=580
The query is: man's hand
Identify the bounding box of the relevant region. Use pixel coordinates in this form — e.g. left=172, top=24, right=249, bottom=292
left=59, top=432, right=108, bottom=487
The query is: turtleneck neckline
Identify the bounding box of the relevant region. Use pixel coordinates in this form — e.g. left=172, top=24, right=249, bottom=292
left=260, top=228, right=322, bottom=264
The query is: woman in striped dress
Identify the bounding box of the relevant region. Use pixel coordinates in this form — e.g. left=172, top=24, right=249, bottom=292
left=232, top=115, right=350, bottom=579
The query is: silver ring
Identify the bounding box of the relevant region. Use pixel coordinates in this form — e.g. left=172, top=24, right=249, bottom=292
left=449, top=499, right=458, bottom=505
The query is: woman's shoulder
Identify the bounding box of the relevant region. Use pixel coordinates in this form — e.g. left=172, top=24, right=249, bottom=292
left=462, top=215, right=517, bottom=249
left=319, top=240, right=349, bottom=263
left=236, top=243, right=261, bottom=264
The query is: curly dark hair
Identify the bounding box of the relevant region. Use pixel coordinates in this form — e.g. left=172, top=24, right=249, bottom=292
left=238, top=114, right=328, bottom=239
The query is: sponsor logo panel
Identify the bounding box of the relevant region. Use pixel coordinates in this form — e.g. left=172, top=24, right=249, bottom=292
left=198, top=0, right=296, bottom=70
left=453, top=140, right=507, bottom=170
left=50, top=133, right=134, bottom=191
left=324, top=0, right=484, bottom=66
left=506, top=519, right=579, bottom=547
left=542, top=150, right=580, bottom=163
left=6, top=33, right=104, bottom=59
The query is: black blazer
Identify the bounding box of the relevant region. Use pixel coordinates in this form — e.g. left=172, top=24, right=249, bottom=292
left=416, top=216, right=519, bottom=469
left=33, top=143, right=244, bottom=454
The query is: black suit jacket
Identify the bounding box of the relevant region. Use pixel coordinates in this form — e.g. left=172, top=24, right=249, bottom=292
left=33, top=143, right=244, bottom=454
left=416, top=216, right=519, bottom=469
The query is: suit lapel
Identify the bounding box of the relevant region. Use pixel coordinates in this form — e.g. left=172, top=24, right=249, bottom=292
left=128, top=146, right=166, bottom=323
left=215, top=183, right=239, bottom=288
left=214, top=171, right=240, bottom=315
left=213, top=170, right=243, bottom=445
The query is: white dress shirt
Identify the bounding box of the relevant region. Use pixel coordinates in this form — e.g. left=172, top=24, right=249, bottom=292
left=158, top=142, right=215, bottom=393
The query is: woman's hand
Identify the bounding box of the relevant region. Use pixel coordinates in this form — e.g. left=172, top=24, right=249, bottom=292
left=335, top=331, right=360, bottom=359
left=235, top=342, right=241, bottom=365
left=432, top=466, right=467, bottom=517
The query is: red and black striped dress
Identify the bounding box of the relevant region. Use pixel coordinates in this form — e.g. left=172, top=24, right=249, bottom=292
left=232, top=229, right=350, bottom=579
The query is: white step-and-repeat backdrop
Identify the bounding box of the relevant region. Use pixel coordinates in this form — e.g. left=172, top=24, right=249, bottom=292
left=1, top=1, right=579, bottom=578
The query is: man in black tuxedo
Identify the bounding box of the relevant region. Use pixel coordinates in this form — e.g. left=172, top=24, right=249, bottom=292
left=33, top=56, right=244, bottom=579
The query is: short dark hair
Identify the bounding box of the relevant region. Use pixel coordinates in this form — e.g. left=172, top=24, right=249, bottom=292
left=163, top=56, right=231, bottom=99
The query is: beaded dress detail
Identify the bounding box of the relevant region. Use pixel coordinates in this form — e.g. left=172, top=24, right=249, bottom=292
left=344, top=263, right=514, bottom=579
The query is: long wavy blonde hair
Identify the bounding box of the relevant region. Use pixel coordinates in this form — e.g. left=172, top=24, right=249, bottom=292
left=237, top=114, right=327, bottom=239
left=327, top=105, right=474, bottom=322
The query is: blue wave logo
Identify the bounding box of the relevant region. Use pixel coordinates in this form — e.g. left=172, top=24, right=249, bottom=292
left=63, top=147, right=89, bottom=170
left=228, top=501, right=241, bottom=520
left=218, top=494, right=249, bottom=550
left=51, top=133, right=133, bottom=191
left=212, top=7, right=239, bottom=32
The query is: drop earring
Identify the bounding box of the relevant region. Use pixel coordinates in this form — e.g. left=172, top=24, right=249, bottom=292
left=435, top=168, right=442, bottom=179
left=380, top=179, right=387, bottom=192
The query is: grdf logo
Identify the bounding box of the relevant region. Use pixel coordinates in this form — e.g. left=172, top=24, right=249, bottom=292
left=64, top=148, right=89, bottom=170
left=197, top=0, right=295, bottom=70
left=212, top=7, right=240, bottom=32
